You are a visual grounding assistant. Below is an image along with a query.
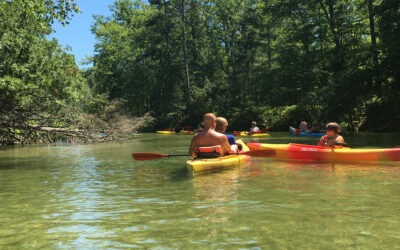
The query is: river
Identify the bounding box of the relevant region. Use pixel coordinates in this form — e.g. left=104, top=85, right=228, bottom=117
left=0, top=132, right=399, bottom=249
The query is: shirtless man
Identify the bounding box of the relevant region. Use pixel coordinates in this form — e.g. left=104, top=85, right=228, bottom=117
left=189, top=113, right=231, bottom=157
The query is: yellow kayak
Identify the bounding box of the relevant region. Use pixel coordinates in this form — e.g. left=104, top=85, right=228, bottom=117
left=186, top=139, right=250, bottom=173
left=235, top=131, right=270, bottom=138
left=156, top=130, right=175, bottom=135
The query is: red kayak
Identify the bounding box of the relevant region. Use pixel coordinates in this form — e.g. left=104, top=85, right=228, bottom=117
left=247, top=142, right=400, bottom=162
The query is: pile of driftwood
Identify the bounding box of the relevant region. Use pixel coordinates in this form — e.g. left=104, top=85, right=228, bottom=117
left=0, top=112, right=154, bottom=145
left=0, top=125, right=115, bottom=145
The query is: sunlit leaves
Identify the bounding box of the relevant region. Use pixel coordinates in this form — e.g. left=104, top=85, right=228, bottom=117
left=0, top=0, right=88, bottom=132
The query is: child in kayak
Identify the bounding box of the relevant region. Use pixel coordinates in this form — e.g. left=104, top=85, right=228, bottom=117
left=318, top=122, right=346, bottom=147
left=215, top=117, right=239, bottom=152
left=215, top=117, right=236, bottom=144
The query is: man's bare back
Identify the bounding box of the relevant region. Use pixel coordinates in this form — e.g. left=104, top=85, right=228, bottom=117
left=189, top=113, right=231, bottom=156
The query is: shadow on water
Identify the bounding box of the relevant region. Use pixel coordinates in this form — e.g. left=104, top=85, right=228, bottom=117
left=168, top=162, right=254, bottom=182
left=0, top=158, right=21, bottom=170
left=168, top=166, right=191, bottom=181
left=0, top=156, right=51, bottom=170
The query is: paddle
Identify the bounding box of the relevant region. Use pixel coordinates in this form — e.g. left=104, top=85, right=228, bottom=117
left=132, top=149, right=276, bottom=161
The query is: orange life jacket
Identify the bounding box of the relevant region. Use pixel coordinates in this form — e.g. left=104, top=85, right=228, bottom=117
left=195, top=145, right=223, bottom=158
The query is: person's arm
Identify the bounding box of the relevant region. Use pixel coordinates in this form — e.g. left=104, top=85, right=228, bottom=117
left=335, top=136, right=345, bottom=145
left=318, top=135, right=326, bottom=146
left=188, top=136, right=197, bottom=156
left=220, top=136, right=231, bottom=155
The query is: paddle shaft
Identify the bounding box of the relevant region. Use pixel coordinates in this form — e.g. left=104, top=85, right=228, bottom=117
left=132, top=149, right=275, bottom=161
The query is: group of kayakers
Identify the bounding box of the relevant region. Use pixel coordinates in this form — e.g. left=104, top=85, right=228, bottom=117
left=189, top=113, right=346, bottom=157
left=297, top=119, right=322, bottom=133
left=295, top=119, right=345, bottom=147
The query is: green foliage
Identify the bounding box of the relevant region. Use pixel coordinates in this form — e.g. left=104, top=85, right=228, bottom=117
left=261, top=105, right=302, bottom=131
left=363, top=95, right=400, bottom=132
left=78, top=0, right=400, bottom=132
left=0, top=0, right=93, bottom=144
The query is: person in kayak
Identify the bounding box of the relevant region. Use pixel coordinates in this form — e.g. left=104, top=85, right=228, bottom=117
left=248, top=121, right=260, bottom=135
left=318, top=122, right=346, bottom=147
left=189, top=113, right=231, bottom=157
left=299, top=119, right=308, bottom=132
left=215, top=117, right=240, bottom=153
left=309, top=121, right=321, bottom=133
left=215, top=117, right=236, bottom=144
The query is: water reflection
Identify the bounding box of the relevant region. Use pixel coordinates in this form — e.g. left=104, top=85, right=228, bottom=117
left=189, top=169, right=241, bottom=246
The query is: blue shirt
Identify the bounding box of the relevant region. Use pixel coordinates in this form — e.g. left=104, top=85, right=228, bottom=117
left=226, top=134, right=236, bottom=145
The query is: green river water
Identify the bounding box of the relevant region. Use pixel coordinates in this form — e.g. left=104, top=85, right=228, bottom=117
left=0, top=132, right=399, bottom=249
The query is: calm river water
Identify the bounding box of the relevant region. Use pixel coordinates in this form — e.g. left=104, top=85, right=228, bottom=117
left=0, top=132, right=399, bottom=249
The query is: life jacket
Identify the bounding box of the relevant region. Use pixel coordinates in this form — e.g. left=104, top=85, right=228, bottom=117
left=318, top=135, right=345, bottom=148
left=195, top=145, right=223, bottom=158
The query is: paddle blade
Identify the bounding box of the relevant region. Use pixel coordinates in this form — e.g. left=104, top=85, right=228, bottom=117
left=241, top=149, right=276, bottom=157
left=132, top=153, right=168, bottom=161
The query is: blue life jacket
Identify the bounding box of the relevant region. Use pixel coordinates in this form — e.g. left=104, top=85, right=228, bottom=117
left=226, top=134, right=236, bottom=145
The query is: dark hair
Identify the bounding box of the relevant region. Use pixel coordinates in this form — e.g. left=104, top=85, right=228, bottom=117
left=326, top=122, right=340, bottom=134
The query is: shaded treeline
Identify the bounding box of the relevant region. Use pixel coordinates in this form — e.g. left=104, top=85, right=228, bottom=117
left=90, top=0, right=399, bottom=132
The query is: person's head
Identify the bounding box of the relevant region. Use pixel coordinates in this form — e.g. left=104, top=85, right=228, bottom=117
left=326, top=122, right=340, bottom=136
left=215, top=117, right=228, bottom=133
left=203, top=113, right=217, bottom=129
left=251, top=121, right=257, bottom=127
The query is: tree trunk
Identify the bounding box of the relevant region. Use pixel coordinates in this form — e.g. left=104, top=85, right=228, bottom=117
left=319, top=0, right=343, bottom=71
left=267, top=23, right=272, bottom=68
left=162, top=0, right=170, bottom=51
left=180, top=0, right=190, bottom=96
left=368, top=0, right=381, bottom=96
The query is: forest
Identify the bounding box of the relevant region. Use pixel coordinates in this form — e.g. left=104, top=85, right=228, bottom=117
left=1, top=0, right=399, bottom=145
